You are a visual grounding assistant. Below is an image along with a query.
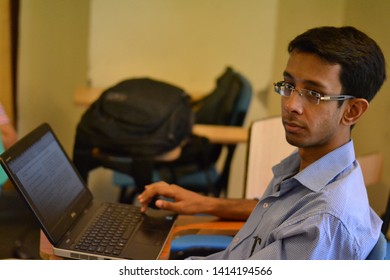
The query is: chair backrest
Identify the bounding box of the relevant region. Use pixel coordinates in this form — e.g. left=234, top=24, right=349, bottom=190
left=215, top=72, right=253, bottom=196
left=230, top=72, right=253, bottom=127
left=382, top=192, right=390, bottom=236
left=165, top=68, right=253, bottom=197
left=356, top=152, right=389, bottom=236
left=194, top=67, right=253, bottom=164
left=356, top=152, right=384, bottom=186
left=243, top=116, right=296, bottom=199
left=366, top=232, right=388, bottom=260
left=194, top=67, right=249, bottom=126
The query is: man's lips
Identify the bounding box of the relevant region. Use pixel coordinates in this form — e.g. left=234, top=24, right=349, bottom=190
left=283, top=120, right=305, bottom=133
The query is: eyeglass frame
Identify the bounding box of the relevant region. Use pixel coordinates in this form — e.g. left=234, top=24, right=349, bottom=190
left=273, top=81, right=356, bottom=105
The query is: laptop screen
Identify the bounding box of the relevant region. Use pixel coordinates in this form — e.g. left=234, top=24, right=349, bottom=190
left=7, top=131, right=84, bottom=226
left=0, top=123, right=93, bottom=243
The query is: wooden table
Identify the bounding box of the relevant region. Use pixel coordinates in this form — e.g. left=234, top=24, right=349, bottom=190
left=74, top=86, right=105, bottom=107
left=73, top=86, right=248, bottom=145
left=40, top=215, right=244, bottom=260
left=192, top=124, right=248, bottom=144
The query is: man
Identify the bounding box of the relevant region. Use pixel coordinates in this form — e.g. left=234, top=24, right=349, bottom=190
left=138, top=26, right=386, bottom=259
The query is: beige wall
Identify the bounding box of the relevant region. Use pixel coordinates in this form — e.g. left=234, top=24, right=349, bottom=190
left=267, top=0, right=345, bottom=115
left=18, top=0, right=90, bottom=154
left=17, top=0, right=390, bottom=212
left=88, top=0, right=277, bottom=197
left=343, top=0, right=390, bottom=214
left=89, top=0, right=277, bottom=94
left=0, top=0, right=14, bottom=122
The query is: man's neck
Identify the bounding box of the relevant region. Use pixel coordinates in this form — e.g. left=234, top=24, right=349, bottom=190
left=297, top=139, right=351, bottom=171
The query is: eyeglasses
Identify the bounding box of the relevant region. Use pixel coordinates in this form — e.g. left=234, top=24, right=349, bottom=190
left=273, top=81, right=355, bottom=105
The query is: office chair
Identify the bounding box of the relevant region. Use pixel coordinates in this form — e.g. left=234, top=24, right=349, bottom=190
left=345, top=151, right=390, bottom=259
left=72, top=140, right=157, bottom=203
left=366, top=232, right=388, bottom=260
left=381, top=191, right=390, bottom=259
left=382, top=192, right=390, bottom=237
left=156, top=67, right=253, bottom=197
left=243, top=116, right=296, bottom=199
left=357, top=152, right=390, bottom=238
left=169, top=117, right=389, bottom=259
left=110, top=68, right=251, bottom=199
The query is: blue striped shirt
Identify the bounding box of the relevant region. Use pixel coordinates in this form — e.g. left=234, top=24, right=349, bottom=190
left=203, top=140, right=382, bottom=259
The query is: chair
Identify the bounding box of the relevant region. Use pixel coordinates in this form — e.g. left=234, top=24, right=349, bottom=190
left=382, top=192, right=390, bottom=237
left=169, top=234, right=234, bottom=259
left=243, top=116, right=296, bottom=199
left=156, top=67, right=253, bottom=197
left=380, top=188, right=390, bottom=259
left=347, top=151, right=390, bottom=259
left=73, top=139, right=157, bottom=203
left=366, top=232, right=388, bottom=260
left=357, top=152, right=384, bottom=187
left=356, top=152, right=390, bottom=237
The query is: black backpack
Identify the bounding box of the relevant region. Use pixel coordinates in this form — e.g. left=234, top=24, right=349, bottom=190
left=75, top=78, right=193, bottom=159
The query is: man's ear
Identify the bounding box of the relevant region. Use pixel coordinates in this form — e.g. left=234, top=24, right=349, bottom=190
left=342, top=98, right=369, bottom=126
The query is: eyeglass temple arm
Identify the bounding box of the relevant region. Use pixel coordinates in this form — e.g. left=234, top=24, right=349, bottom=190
left=320, top=95, right=355, bottom=101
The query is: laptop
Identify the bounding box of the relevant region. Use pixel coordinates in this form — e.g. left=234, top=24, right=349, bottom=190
left=0, top=123, right=177, bottom=260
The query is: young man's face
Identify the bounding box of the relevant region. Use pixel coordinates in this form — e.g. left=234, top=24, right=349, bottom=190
left=281, top=51, right=350, bottom=157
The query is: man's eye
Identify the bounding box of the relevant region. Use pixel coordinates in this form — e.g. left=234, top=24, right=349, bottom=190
left=285, top=83, right=295, bottom=90
left=308, top=90, right=321, bottom=97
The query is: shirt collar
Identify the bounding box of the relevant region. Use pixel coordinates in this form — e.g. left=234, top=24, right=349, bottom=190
left=273, top=140, right=356, bottom=192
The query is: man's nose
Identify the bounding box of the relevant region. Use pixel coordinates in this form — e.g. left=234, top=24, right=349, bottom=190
left=283, top=90, right=304, bottom=114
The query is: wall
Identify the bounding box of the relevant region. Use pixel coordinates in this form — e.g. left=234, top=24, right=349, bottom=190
left=87, top=0, right=278, bottom=198
left=343, top=0, right=390, bottom=214
left=18, top=0, right=90, bottom=155
left=267, top=0, right=346, bottom=115
left=0, top=0, right=14, bottom=121
left=17, top=0, right=278, bottom=200
left=17, top=0, right=390, bottom=211
left=89, top=0, right=277, bottom=97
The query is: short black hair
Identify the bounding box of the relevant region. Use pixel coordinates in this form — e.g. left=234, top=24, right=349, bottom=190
left=288, top=26, right=386, bottom=102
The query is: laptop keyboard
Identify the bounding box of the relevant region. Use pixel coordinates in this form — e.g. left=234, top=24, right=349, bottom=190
left=75, top=203, right=143, bottom=257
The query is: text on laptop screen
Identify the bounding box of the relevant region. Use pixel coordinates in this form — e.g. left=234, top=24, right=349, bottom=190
left=7, top=131, right=84, bottom=226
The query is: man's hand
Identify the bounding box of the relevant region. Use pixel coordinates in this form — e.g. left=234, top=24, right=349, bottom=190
left=138, top=181, right=257, bottom=221
left=138, top=181, right=212, bottom=214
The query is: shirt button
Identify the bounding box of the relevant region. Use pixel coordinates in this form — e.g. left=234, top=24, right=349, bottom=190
left=233, top=237, right=240, bottom=243
left=263, top=202, right=269, bottom=208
